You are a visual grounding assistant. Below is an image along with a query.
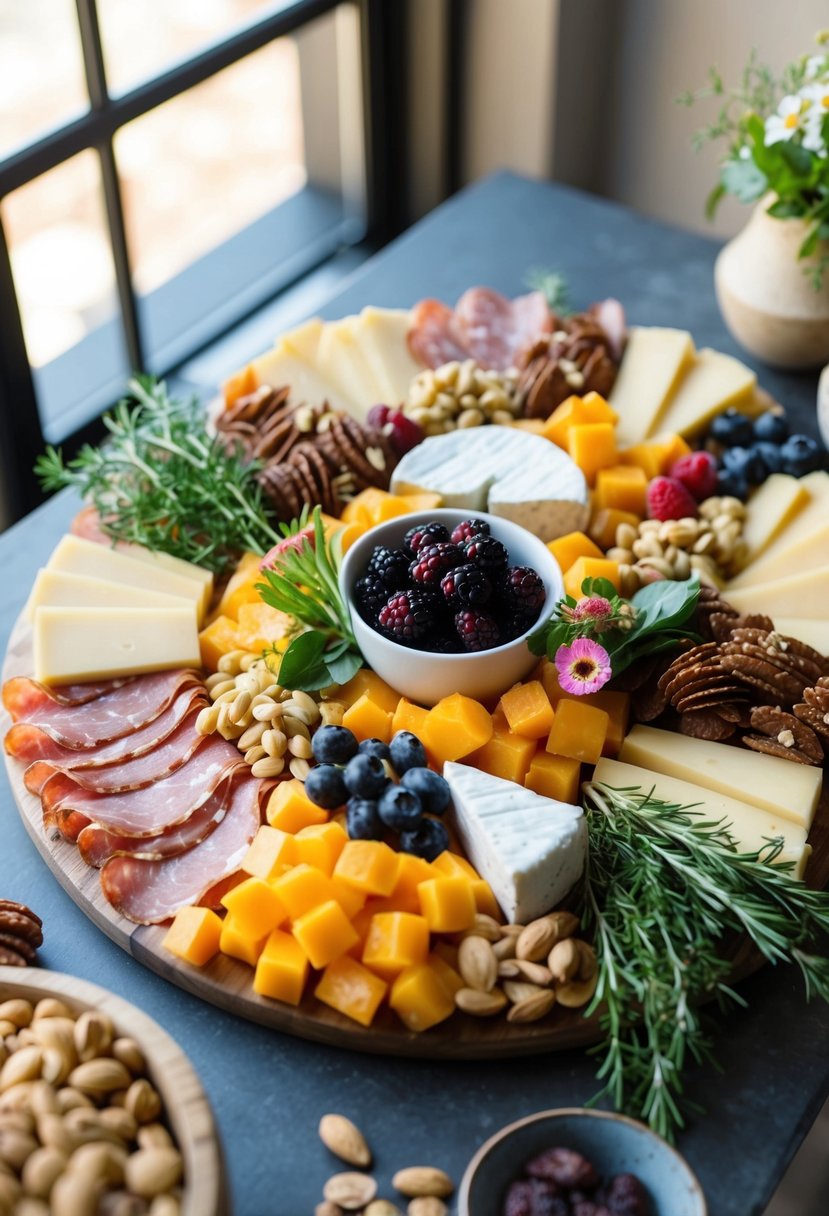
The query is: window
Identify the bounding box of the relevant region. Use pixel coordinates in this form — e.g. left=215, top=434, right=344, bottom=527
left=0, top=0, right=409, bottom=521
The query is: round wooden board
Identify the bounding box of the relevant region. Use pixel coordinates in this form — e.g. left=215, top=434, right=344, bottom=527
left=4, top=612, right=829, bottom=1059
left=0, top=965, right=228, bottom=1216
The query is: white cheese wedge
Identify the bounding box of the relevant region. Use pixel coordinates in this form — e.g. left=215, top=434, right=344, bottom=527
left=610, top=327, right=695, bottom=444
left=728, top=471, right=829, bottom=587
left=390, top=427, right=589, bottom=541
left=278, top=318, right=324, bottom=362
left=251, top=346, right=358, bottom=416
left=772, top=618, right=829, bottom=654
left=443, top=761, right=587, bottom=923
left=619, top=725, right=821, bottom=829
left=28, top=570, right=192, bottom=617
left=33, top=606, right=200, bottom=685
left=592, top=757, right=811, bottom=878
left=725, top=567, right=829, bottom=620
left=355, top=307, right=421, bottom=405
left=729, top=526, right=829, bottom=590
left=314, top=319, right=386, bottom=421
left=650, top=348, right=757, bottom=439
left=47, top=536, right=208, bottom=623
left=738, top=474, right=809, bottom=567
left=111, top=545, right=213, bottom=617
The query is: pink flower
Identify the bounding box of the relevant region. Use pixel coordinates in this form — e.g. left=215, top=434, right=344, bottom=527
left=555, top=637, right=613, bottom=695
left=572, top=596, right=613, bottom=621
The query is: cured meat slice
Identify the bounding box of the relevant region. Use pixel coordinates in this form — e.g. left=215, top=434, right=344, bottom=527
left=3, top=675, right=133, bottom=717
left=77, top=774, right=232, bottom=868
left=43, top=735, right=243, bottom=840
left=100, top=774, right=261, bottom=923
left=6, top=669, right=200, bottom=746
left=15, top=688, right=206, bottom=795
left=590, top=297, right=627, bottom=361
left=407, top=300, right=469, bottom=369
left=70, top=505, right=112, bottom=545
left=454, top=288, right=551, bottom=371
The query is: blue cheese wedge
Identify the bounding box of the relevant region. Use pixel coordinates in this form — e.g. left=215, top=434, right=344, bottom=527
left=443, top=762, right=587, bottom=923
left=390, top=427, right=588, bottom=541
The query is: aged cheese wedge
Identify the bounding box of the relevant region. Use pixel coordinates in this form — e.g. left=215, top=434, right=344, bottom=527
left=355, top=307, right=421, bottom=405
left=610, top=327, right=695, bottom=444
left=728, top=471, right=829, bottom=587
left=29, top=570, right=192, bottom=616
left=279, top=318, right=324, bottom=362
left=773, top=618, right=829, bottom=654
left=251, top=345, right=358, bottom=416
left=314, top=319, right=386, bottom=420
left=650, top=348, right=757, bottom=439
left=443, top=761, right=587, bottom=923
left=619, top=725, right=821, bottom=829
left=111, top=545, right=213, bottom=617
left=47, top=536, right=208, bottom=623
left=592, top=757, right=811, bottom=877
left=725, top=567, right=829, bottom=620
left=737, top=474, right=809, bottom=567
left=730, top=526, right=829, bottom=589
left=33, top=606, right=200, bottom=685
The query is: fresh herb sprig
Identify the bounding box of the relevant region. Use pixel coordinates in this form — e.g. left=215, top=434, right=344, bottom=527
left=524, top=266, right=571, bottom=314
left=36, top=376, right=281, bottom=574
left=257, top=507, right=363, bottom=692
left=580, top=781, right=829, bottom=1141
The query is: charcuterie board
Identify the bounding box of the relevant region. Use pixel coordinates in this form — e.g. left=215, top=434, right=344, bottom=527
left=6, top=610, right=829, bottom=1060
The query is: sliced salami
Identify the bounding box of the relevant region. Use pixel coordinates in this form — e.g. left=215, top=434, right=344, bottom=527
left=3, top=675, right=133, bottom=717
left=454, top=288, right=551, bottom=371
left=100, top=774, right=261, bottom=924
left=407, top=300, right=469, bottom=369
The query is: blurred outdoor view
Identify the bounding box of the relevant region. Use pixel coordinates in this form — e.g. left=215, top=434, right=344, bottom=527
left=0, top=0, right=307, bottom=369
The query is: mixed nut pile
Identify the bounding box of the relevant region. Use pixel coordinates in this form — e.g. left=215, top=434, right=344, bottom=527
left=404, top=361, right=520, bottom=435
left=0, top=902, right=42, bottom=969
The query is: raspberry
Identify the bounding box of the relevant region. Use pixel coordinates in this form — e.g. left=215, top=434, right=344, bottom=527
left=409, top=542, right=464, bottom=586
left=404, top=521, right=450, bottom=554
left=646, top=475, right=699, bottom=522
left=464, top=534, right=509, bottom=572
left=440, top=562, right=492, bottom=608
left=378, top=590, right=439, bottom=643
left=366, top=404, right=423, bottom=456
left=502, top=565, right=545, bottom=613
left=455, top=608, right=501, bottom=651
left=450, top=517, right=491, bottom=545
left=366, top=545, right=411, bottom=591
left=669, top=451, right=718, bottom=501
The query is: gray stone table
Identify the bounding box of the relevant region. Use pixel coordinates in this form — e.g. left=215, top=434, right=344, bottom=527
left=1, top=173, right=827, bottom=1215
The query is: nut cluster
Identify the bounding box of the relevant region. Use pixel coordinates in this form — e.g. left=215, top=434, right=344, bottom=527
left=608, top=495, right=747, bottom=596
left=404, top=360, right=519, bottom=436
left=198, top=651, right=343, bottom=782
left=454, top=910, right=596, bottom=1023
left=0, top=901, right=43, bottom=968
left=0, top=998, right=182, bottom=1216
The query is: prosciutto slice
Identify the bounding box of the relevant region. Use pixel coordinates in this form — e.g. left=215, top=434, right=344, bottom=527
left=407, top=300, right=468, bottom=369
left=100, top=774, right=261, bottom=923
left=42, top=734, right=244, bottom=840
left=3, top=675, right=133, bottom=717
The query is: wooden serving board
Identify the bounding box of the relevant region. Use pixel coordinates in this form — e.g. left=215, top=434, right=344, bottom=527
left=4, top=612, right=829, bottom=1059
left=0, top=966, right=228, bottom=1216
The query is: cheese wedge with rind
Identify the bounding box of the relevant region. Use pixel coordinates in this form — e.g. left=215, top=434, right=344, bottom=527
left=278, top=318, right=324, bottom=362
left=619, top=725, right=821, bottom=829
left=33, top=606, right=200, bottom=685
left=251, top=346, right=358, bottom=416
left=29, top=570, right=192, bottom=617
left=728, top=471, right=829, bottom=586
left=610, top=327, right=695, bottom=444
left=725, top=567, right=829, bottom=620
left=111, top=545, right=213, bottom=617
left=355, top=307, right=421, bottom=405
left=593, top=757, right=811, bottom=878
left=314, top=320, right=386, bottom=421
left=738, top=474, right=809, bottom=567
left=650, top=348, right=757, bottom=439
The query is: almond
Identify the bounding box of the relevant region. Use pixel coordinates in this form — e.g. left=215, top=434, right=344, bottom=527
left=457, top=937, right=497, bottom=993
left=464, top=914, right=502, bottom=942
left=502, top=980, right=547, bottom=1006
left=492, top=937, right=517, bottom=961
left=0, top=1000, right=33, bottom=1029
left=506, top=989, right=556, bottom=1023
left=556, top=972, right=598, bottom=1008
left=513, top=960, right=553, bottom=986
left=575, top=939, right=598, bottom=980
left=0, top=1046, right=42, bottom=1093
left=408, top=1200, right=448, bottom=1216
left=124, top=1146, right=183, bottom=1198
left=392, top=1167, right=454, bottom=1199
left=548, top=938, right=580, bottom=983
left=68, top=1060, right=131, bottom=1097
left=454, top=988, right=507, bottom=1017
left=318, top=1114, right=372, bottom=1168
left=546, top=910, right=580, bottom=941
left=497, top=960, right=521, bottom=979
left=323, top=1171, right=377, bottom=1210
left=515, top=918, right=558, bottom=962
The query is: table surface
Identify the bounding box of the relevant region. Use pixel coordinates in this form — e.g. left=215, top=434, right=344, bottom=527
left=2, top=172, right=828, bottom=1216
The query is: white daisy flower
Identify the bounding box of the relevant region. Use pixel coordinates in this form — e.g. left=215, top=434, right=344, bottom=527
left=765, top=94, right=807, bottom=144
left=805, top=54, right=828, bottom=81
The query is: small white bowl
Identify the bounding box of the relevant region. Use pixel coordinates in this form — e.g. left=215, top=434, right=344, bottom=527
left=339, top=508, right=563, bottom=707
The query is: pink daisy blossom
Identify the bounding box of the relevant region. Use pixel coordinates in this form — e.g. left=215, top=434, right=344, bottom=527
left=555, top=637, right=613, bottom=695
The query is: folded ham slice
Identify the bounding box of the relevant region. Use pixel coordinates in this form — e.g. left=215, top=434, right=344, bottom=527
left=101, top=774, right=261, bottom=923
left=3, top=675, right=133, bottom=717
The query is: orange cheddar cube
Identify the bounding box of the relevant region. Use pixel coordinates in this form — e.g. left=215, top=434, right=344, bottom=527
left=428, top=951, right=464, bottom=999
left=242, top=826, right=298, bottom=882
left=389, top=853, right=436, bottom=914
left=655, top=432, right=692, bottom=470
left=315, top=956, right=388, bottom=1028
left=342, top=694, right=393, bottom=744
left=266, top=781, right=328, bottom=833
left=541, top=392, right=618, bottom=448
left=334, top=841, right=401, bottom=896
left=417, top=877, right=476, bottom=933
left=594, top=465, right=648, bottom=515
left=588, top=507, right=642, bottom=551
left=391, top=698, right=431, bottom=738
left=468, top=725, right=536, bottom=785
left=471, top=878, right=502, bottom=920
left=294, top=821, right=348, bottom=875
left=362, top=912, right=430, bottom=979
left=271, top=864, right=339, bottom=921
left=335, top=668, right=400, bottom=714
left=162, top=906, right=222, bottom=967
left=547, top=531, right=605, bottom=573
left=220, top=877, right=286, bottom=939
left=500, top=681, right=555, bottom=740
left=525, top=752, right=581, bottom=803
left=293, top=899, right=359, bottom=969
left=390, top=961, right=456, bottom=1032
left=400, top=492, right=444, bottom=514
left=210, top=551, right=263, bottom=622
left=330, top=876, right=367, bottom=920
left=421, top=693, right=493, bottom=765
left=546, top=699, right=609, bottom=765
left=568, top=422, right=618, bottom=485
left=219, top=913, right=267, bottom=967
left=432, top=851, right=477, bottom=881
left=563, top=556, right=621, bottom=599
left=253, top=929, right=309, bottom=1005
left=235, top=601, right=292, bottom=654
left=198, top=615, right=240, bottom=672
left=222, top=363, right=258, bottom=409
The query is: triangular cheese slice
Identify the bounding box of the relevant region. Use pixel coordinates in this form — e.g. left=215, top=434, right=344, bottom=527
left=443, top=762, right=587, bottom=923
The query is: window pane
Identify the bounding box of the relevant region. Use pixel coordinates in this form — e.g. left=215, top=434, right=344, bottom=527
left=1, top=152, right=129, bottom=441
left=0, top=0, right=88, bottom=159
left=98, top=0, right=278, bottom=95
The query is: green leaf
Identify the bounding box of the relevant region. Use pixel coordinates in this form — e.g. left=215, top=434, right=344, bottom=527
left=799, top=224, right=821, bottom=259
left=779, top=139, right=814, bottom=176
left=325, top=649, right=363, bottom=686
left=767, top=197, right=805, bottom=218
left=582, top=577, right=618, bottom=601
left=276, top=631, right=330, bottom=690
left=721, top=156, right=767, bottom=204
left=705, top=182, right=726, bottom=219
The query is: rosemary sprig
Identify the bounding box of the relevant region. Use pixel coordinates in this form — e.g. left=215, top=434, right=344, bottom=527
left=35, top=376, right=282, bottom=574
left=580, top=781, right=829, bottom=1141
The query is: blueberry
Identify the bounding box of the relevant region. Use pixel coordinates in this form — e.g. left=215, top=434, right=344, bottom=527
left=753, top=441, right=783, bottom=475
left=345, top=797, right=383, bottom=841
left=399, top=817, right=450, bottom=861
left=389, top=730, right=427, bottom=775
left=304, top=764, right=348, bottom=810
left=377, top=784, right=423, bottom=832
left=358, top=737, right=391, bottom=762
left=400, top=767, right=451, bottom=815
left=343, top=753, right=389, bottom=799
left=311, top=725, right=358, bottom=766
left=753, top=411, right=789, bottom=443
left=780, top=433, right=823, bottom=476
left=715, top=468, right=749, bottom=501
left=710, top=408, right=753, bottom=447
left=721, top=445, right=765, bottom=484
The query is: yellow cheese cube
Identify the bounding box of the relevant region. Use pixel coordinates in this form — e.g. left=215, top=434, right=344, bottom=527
left=211, top=551, right=263, bottom=622
left=391, top=698, right=431, bottom=739
left=266, top=781, right=329, bottom=832
left=293, top=900, right=359, bottom=969
left=220, top=877, right=286, bottom=939
left=546, top=699, right=610, bottom=765
left=563, top=557, right=621, bottom=599
left=314, top=956, right=388, bottom=1027
left=568, top=422, right=618, bottom=485
left=547, top=531, right=605, bottom=573
left=219, top=913, right=268, bottom=967
left=162, top=906, right=222, bottom=967
left=334, top=841, right=401, bottom=896
left=390, top=962, right=456, bottom=1032
left=253, top=929, right=309, bottom=1005
left=389, top=853, right=436, bottom=914
left=428, top=951, right=464, bottom=998
left=594, top=465, right=648, bottom=515
left=330, top=876, right=368, bottom=920
left=525, top=752, right=581, bottom=804
left=362, top=912, right=431, bottom=979
left=294, top=821, right=348, bottom=875
left=271, top=864, right=339, bottom=921
left=335, top=668, right=401, bottom=713
left=417, top=877, right=476, bottom=933
left=342, top=694, right=394, bottom=744
left=242, top=826, right=298, bottom=882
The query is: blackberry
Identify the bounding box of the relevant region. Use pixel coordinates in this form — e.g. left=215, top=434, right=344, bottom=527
left=427, top=632, right=464, bottom=654
left=450, top=517, right=491, bottom=545
left=455, top=609, right=501, bottom=651
left=409, top=541, right=464, bottom=586
left=378, top=589, right=440, bottom=643
left=366, top=545, right=411, bottom=591
left=499, top=609, right=535, bottom=642
left=464, top=534, right=509, bottom=573
left=440, top=562, right=492, bottom=609
left=355, top=574, right=395, bottom=620
left=403, top=521, right=450, bottom=554
left=502, top=565, right=545, bottom=614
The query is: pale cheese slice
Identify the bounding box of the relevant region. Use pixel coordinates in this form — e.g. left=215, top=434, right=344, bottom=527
left=278, top=318, right=323, bottom=362
left=356, top=307, right=421, bottom=405
left=29, top=570, right=192, bottom=617
left=725, top=567, right=829, bottom=620
left=650, top=348, right=757, bottom=439
left=728, top=471, right=829, bottom=587
left=251, top=346, right=358, bottom=416
left=314, top=319, right=386, bottom=421
left=738, top=474, right=809, bottom=567
left=773, top=618, right=829, bottom=655
left=610, top=327, right=695, bottom=444
left=730, top=525, right=829, bottom=590
left=619, top=725, right=821, bottom=829
left=113, top=545, right=213, bottom=617
left=592, top=757, right=811, bottom=877
left=33, top=606, right=200, bottom=685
